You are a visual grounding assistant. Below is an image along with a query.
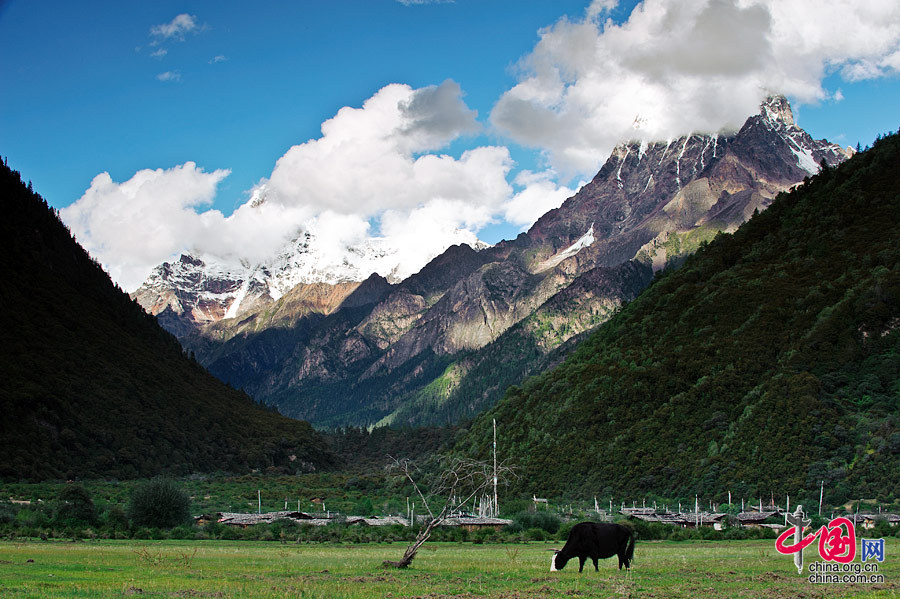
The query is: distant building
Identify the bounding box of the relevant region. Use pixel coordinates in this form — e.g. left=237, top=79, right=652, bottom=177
left=203, top=510, right=511, bottom=531
left=737, top=511, right=778, bottom=528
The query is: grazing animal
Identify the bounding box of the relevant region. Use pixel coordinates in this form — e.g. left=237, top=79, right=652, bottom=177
left=551, top=522, right=635, bottom=572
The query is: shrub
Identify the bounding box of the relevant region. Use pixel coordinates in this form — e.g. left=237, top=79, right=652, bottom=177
left=0, top=503, right=15, bottom=525
left=557, top=520, right=575, bottom=541
left=202, top=521, right=224, bottom=539
left=16, top=507, right=50, bottom=528
left=54, top=484, right=97, bottom=526
left=270, top=518, right=301, bottom=539
left=525, top=527, right=547, bottom=541
left=511, top=511, right=560, bottom=534
left=102, top=505, right=129, bottom=532
left=127, top=478, right=191, bottom=528
left=170, top=525, right=196, bottom=540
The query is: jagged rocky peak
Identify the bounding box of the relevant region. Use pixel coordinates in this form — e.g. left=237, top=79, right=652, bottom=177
left=133, top=221, right=491, bottom=339
left=760, top=94, right=794, bottom=126
left=524, top=93, right=851, bottom=258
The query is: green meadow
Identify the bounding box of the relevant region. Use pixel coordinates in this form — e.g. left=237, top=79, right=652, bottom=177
left=1, top=539, right=897, bottom=598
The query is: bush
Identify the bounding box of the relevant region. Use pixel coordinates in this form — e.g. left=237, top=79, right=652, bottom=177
left=127, top=478, right=191, bottom=528
left=668, top=527, right=693, bottom=541
left=525, top=527, right=547, bottom=541
left=0, top=503, right=15, bottom=525
left=557, top=520, right=575, bottom=541
left=54, top=484, right=97, bottom=526
left=102, top=505, right=129, bottom=532
left=510, top=511, right=560, bottom=534
left=16, top=507, right=50, bottom=528
left=270, top=518, right=301, bottom=540
left=170, top=525, right=196, bottom=540
left=201, top=521, right=223, bottom=539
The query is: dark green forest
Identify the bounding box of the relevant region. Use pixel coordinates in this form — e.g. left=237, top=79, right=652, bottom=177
left=0, top=159, right=334, bottom=480
left=458, top=130, right=900, bottom=504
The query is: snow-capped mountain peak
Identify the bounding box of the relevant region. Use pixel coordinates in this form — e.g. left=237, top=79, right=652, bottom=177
left=132, top=226, right=487, bottom=335
left=760, top=94, right=795, bottom=127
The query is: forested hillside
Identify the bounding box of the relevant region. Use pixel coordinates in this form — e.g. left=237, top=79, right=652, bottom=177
left=0, top=159, right=334, bottom=480
left=143, top=98, right=847, bottom=429
left=459, top=131, right=900, bottom=503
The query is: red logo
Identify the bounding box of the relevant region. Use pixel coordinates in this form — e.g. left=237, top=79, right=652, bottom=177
left=776, top=516, right=856, bottom=563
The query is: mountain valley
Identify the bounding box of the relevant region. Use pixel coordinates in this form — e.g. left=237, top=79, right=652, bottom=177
left=134, top=96, right=852, bottom=428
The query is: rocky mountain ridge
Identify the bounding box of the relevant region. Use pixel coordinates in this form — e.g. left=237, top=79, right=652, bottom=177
left=133, top=229, right=488, bottom=340
left=456, top=130, right=900, bottom=499
left=136, top=96, right=851, bottom=427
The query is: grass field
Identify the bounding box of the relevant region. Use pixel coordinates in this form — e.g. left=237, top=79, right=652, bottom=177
left=0, top=538, right=897, bottom=598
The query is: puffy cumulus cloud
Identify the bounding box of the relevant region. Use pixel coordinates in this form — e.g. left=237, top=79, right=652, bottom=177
left=62, top=163, right=317, bottom=291
left=61, top=163, right=231, bottom=291
left=63, top=81, right=574, bottom=291
left=379, top=200, right=494, bottom=279
left=248, top=81, right=515, bottom=281
left=504, top=170, right=581, bottom=231
left=492, top=0, right=900, bottom=176
left=261, top=80, right=484, bottom=214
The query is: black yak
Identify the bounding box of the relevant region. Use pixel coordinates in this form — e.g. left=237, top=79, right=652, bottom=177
left=551, top=522, right=635, bottom=572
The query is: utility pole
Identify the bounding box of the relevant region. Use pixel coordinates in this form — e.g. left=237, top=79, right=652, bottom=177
left=819, top=481, right=824, bottom=516
left=258, top=490, right=261, bottom=515
left=695, top=495, right=699, bottom=528
left=493, top=418, right=498, bottom=518
left=786, top=495, right=790, bottom=526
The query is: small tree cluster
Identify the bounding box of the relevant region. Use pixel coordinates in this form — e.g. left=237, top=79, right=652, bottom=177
left=127, top=478, right=192, bottom=528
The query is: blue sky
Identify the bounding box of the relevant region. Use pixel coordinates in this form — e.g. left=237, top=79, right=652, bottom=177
left=1, top=1, right=590, bottom=214
left=1, top=0, right=899, bottom=290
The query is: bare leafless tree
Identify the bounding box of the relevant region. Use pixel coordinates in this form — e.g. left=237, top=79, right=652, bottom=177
left=383, top=455, right=514, bottom=568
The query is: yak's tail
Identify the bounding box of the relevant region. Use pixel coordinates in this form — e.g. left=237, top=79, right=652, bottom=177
left=623, top=528, right=636, bottom=569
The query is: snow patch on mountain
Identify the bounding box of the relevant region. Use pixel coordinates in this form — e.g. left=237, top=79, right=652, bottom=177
left=536, top=224, right=595, bottom=272
left=133, top=226, right=488, bottom=326
left=758, top=95, right=851, bottom=175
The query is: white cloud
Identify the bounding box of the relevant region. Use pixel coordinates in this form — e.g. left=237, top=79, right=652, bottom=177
left=156, top=71, right=181, bottom=82
left=150, top=14, right=198, bottom=41
left=150, top=48, right=168, bottom=58
left=492, top=0, right=900, bottom=177
left=61, top=163, right=230, bottom=291
left=504, top=171, right=580, bottom=230
left=260, top=80, right=489, bottom=216
left=63, top=81, right=571, bottom=291
left=587, top=0, right=619, bottom=19
left=210, top=55, right=227, bottom=64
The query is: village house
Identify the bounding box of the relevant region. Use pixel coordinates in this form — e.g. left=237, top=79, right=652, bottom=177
left=204, top=510, right=512, bottom=531
left=621, top=508, right=728, bottom=529
left=737, top=511, right=779, bottom=529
